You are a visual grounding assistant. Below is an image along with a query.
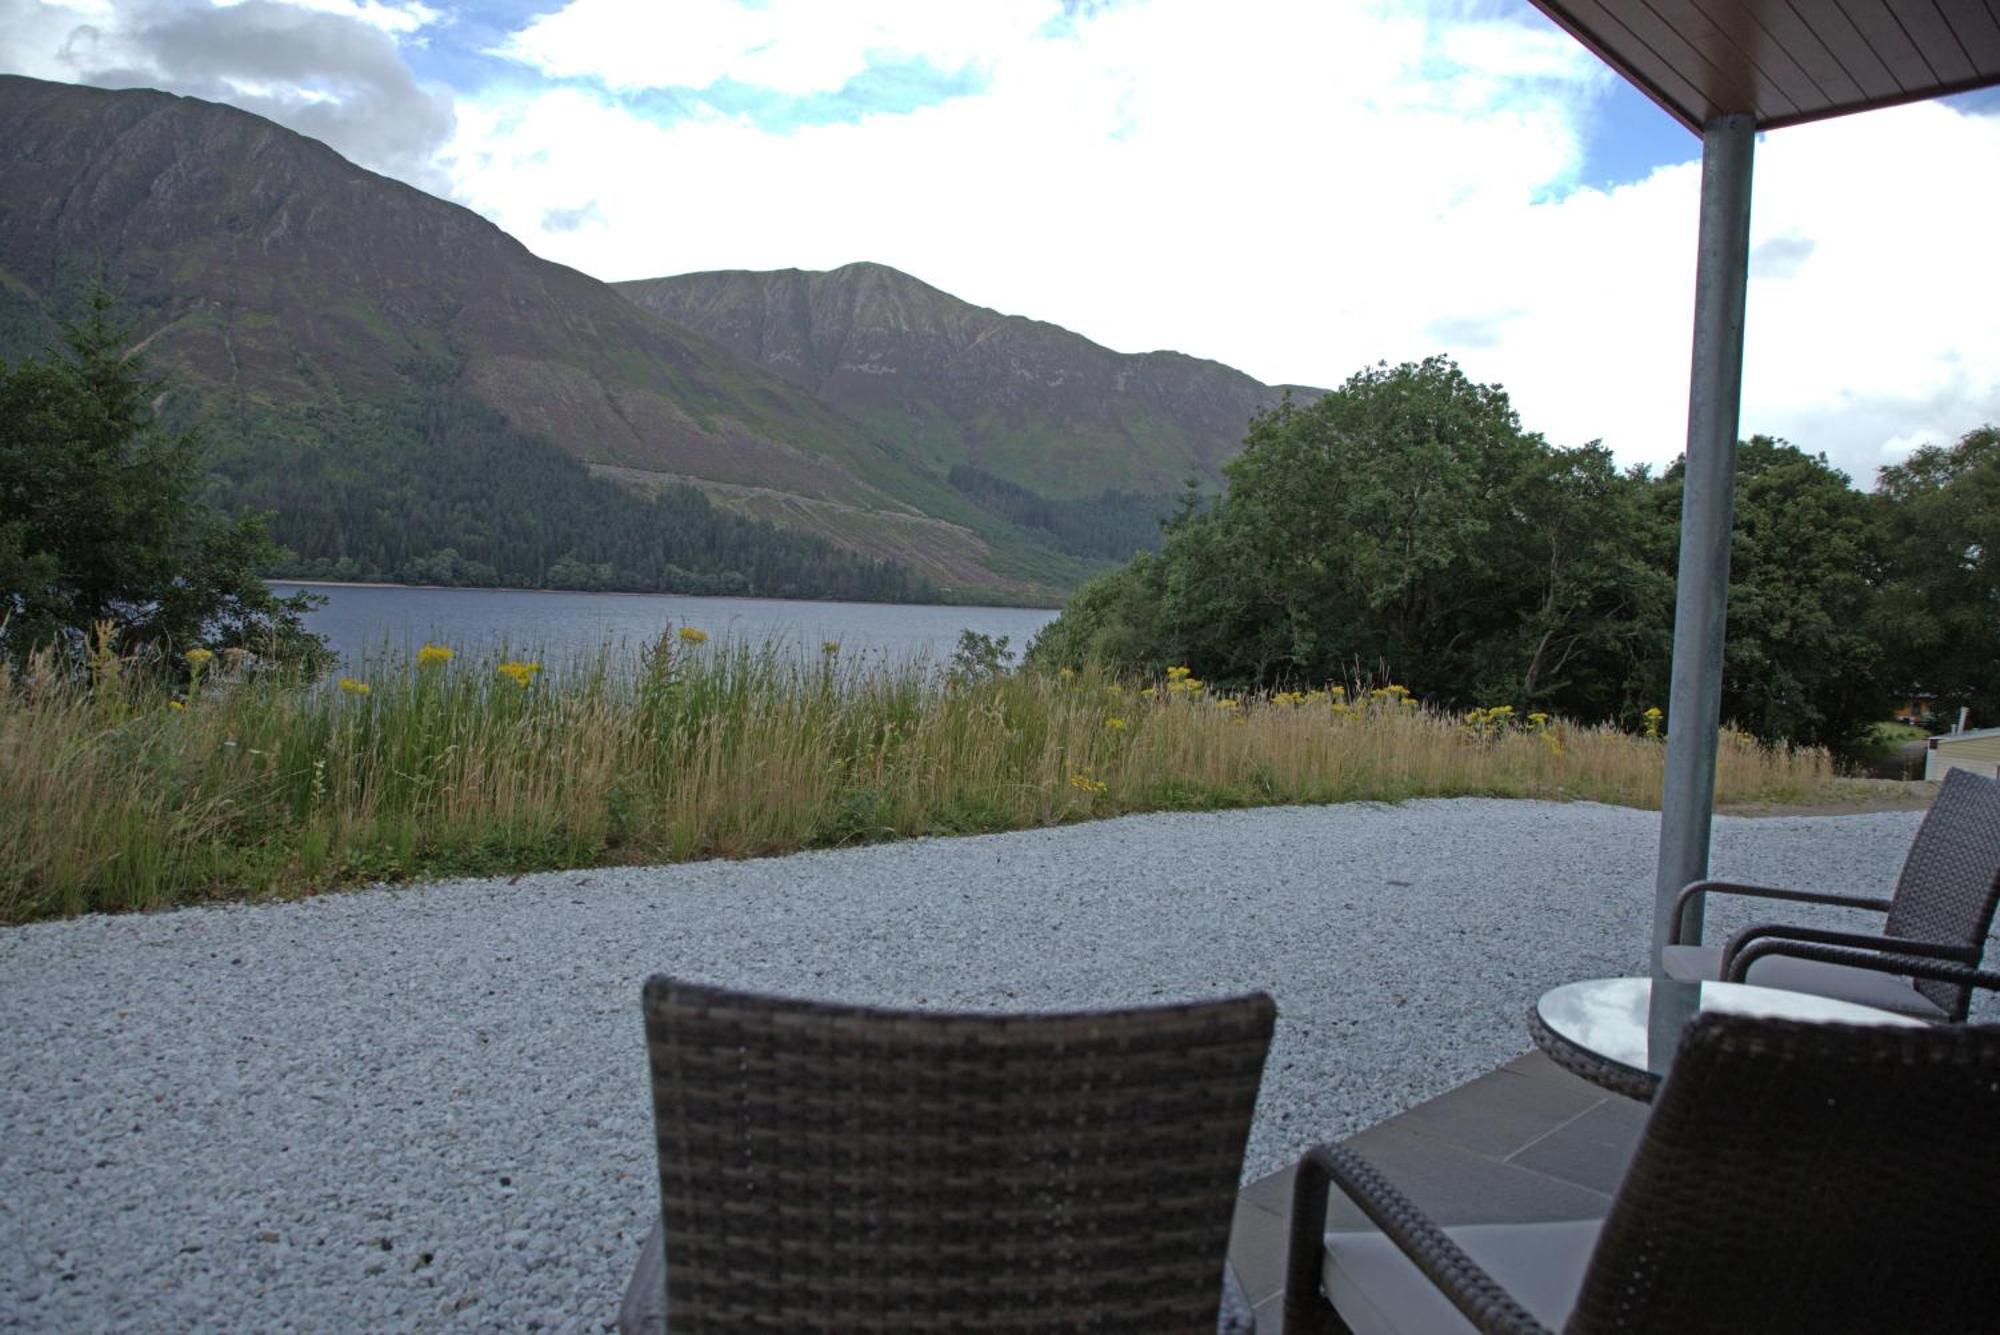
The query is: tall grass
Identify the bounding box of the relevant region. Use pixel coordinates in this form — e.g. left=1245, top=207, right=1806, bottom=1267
left=0, top=632, right=1845, bottom=923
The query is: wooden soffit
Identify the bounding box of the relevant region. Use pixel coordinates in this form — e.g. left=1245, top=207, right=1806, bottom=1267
left=1526, top=0, right=2000, bottom=131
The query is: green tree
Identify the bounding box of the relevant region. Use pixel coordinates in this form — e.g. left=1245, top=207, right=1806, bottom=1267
left=1032, top=358, right=1667, bottom=719
left=1646, top=437, right=1886, bottom=751
left=0, top=290, right=323, bottom=666
left=1871, top=425, right=2000, bottom=727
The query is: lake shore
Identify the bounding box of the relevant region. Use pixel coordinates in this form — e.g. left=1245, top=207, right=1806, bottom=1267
left=269, top=578, right=1059, bottom=612
left=3, top=642, right=1851, bottom=924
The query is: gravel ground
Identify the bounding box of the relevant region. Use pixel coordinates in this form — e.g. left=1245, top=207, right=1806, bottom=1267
left=0, top=799, right=1949, bottom=1331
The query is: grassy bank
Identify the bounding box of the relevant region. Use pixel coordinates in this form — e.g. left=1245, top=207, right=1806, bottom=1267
left=1, top=634, right=1844, bottom=923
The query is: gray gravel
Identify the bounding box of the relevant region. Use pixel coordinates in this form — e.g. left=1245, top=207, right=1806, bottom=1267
left=0, top=799, right=1945, bottom=1331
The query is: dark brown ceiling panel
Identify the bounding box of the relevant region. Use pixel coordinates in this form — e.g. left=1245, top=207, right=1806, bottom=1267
left=1683, top=0, right=1829, bottom=109
left=1931, top=0, right=2000, bottom=67
left=1648, top=0, right=1805, bottom=116
left=1886, top=0, right=1977, bottom=82
left=1799, top=2, right=1907, bottom=98
left=1526, top=0, right=2000, bottom=128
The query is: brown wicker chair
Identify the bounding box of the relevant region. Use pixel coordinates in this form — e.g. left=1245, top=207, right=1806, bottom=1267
left=1280, top=1011, right=2000, bottom=1334
left=626, top=976, right=1277, bottom=1333
left=1662, top=766, right=2000, bottom=1020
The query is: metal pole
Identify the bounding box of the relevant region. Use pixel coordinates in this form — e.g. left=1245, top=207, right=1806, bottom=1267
left=1652, top=114, right=1755, bottom=973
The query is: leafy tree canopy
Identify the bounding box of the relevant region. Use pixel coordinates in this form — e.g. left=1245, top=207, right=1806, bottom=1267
left=1031, top=357, right=1670, bottom=724
left=1871, top=426, right=2000, bottom=727
left=0, top=290, right=324, bottom=667
left=1029, top=356, right=1996, bottom=752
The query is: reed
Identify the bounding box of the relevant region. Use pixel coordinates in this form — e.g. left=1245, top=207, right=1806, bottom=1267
left=0, top=632, right=1847, bottom=923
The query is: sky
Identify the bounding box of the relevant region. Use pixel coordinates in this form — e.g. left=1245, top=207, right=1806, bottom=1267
left=3, top=0, right=1997, bottom=489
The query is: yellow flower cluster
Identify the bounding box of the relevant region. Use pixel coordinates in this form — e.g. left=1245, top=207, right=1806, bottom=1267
left=677, top=626, right=709, bottom=645
left=496, top=661, right=542, bottom=687
left=1068, top=772, right=1108, bottom=795
left=1642, top=706, right=1664, bottom=739
left=1104, top=716, right=1128, bottom=731
left=337, top=677, right=371, bottom=696
left=184, top=647, right=214, bottom=668
left=417, top=643, right=454, bottom=667
left=1273, top=685, right=1351, bottom=709
left=1464, top=704, right=1514, bottom=738
left=1164, top=665, right=1203, bottom=694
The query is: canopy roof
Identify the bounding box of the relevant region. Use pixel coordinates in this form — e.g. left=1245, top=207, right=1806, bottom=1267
left=1526, top=0, right=2000, bottom=131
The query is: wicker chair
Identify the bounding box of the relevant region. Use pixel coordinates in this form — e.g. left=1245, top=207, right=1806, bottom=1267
left=1661, top=766, right=2000, bottom=1020
left=625, top=976, right=1277, bottom=1334
left=1281, top=1011, right=2000, bottom=1334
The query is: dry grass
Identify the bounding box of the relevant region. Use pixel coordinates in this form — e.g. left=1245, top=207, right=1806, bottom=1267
left=0, top=634, right=1842, bottom=923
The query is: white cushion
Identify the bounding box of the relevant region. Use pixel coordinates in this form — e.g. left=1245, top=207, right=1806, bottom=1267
left=1660, top=944, right=1947, bottom=1020
left=1323, top=1218, right=1603, bottom=1335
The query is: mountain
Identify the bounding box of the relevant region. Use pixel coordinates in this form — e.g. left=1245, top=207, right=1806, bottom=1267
left=617, top=262, right=1319, bottom=500
left=0, top=76, right=1313, bottom=604
left=0, top=75, right=1083, bottom=601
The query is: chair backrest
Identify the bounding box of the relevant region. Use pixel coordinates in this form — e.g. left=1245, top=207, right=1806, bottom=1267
left=1882, top=766, right=2000, bottom=1014
left=641, top=976, right=1276, bottom=1334
left=1569, top=1012, right=2000, bottom=1334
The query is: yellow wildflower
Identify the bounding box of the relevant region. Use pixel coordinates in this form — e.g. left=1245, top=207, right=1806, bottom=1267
left=677, top=626, right=709, bottom=645
left=168, top=699, right=185, bottom=712
left=417, top=643, right=454, bottom=667
left=1139, top=686, right=1157, bottom=699
left=496, top=661, right=542, bottom=687
left=1104, top=717, right=1128, bottom=731
left=1068, top=773, right=1108, bottom=795
left=1058, top=667, right=1075, bottom=679
left=1215, top=697, right=1240, bottom=710
left=185, top=647, right=214, bottom=668
left=336, top=677, right=371, bottom=696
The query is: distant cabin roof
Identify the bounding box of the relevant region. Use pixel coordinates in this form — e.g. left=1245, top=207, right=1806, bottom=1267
left=1525, top=1, right=2000, bottom=132
left=1931, top=726, right=2000, bottom=746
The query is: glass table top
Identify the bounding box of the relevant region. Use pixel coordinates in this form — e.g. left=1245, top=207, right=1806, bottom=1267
left=1536, top=976, right=1929, bottom=1082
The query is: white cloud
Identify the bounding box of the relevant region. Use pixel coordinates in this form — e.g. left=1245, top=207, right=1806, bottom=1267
left=7, top=0, right=1995, bottom=487
left=493, top=0, right=1055, bottom=95
left=210, top=0, right=440, bottom=36
left=0, top=0, right=454, bottom=186
left=447, top=0, right=1999, bottom=487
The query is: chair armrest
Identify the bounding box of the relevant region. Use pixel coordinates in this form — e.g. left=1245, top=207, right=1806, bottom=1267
left=1291, top=1143, right=1553, bottom=1335
left=1720, top=925, right=1979, bottom=979
left=1668, top=880, right=1893, bottom=944
left=1729, top=939, right=2000, bottom=995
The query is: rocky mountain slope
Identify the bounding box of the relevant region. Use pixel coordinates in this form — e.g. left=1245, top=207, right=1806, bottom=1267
left=618, top=262, right=1318, bottom=500
left=0, top=75, right=1059, bottom=597
left=0, top=75, right=1315, bottom=602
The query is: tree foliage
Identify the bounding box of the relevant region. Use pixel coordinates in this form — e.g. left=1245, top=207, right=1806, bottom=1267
left=206, top=388, right=936, bottom=603
left=1871, top=426, right=2000, bottom=726
left=0, top=291, right=323, bottom=666
left=1028, top=355, right=1997, bottom=752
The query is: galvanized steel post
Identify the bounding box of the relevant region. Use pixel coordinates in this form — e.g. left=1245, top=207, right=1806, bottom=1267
left=1653, top=114, right=1755, bottom=972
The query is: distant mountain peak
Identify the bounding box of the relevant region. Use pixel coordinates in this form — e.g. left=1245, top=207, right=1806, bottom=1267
left=618, top=262, right=1320, bottom=500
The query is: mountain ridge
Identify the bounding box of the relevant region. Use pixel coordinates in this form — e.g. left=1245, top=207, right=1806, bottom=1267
left=0, top=74, right=1072, bottom=596
left=1, top=75, right=1318, bottom=602
left=616, top=261, right=1321, bottom=501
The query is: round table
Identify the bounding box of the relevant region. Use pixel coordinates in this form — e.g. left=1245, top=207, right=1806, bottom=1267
left=1530, top=976, right=1929, bottom=1101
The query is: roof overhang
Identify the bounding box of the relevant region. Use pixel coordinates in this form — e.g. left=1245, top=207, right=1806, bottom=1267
left=1525, top=0, right=2000, bottom=132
